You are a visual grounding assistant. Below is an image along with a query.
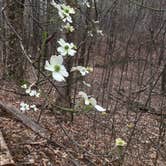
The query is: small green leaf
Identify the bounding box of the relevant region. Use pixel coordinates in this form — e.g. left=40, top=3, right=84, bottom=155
left=83, top=105, right=93, bottom=112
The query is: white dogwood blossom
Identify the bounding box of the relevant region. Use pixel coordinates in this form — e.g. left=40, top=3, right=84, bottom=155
left=71, top=66, right=93, bottom=76
left=71, top=66, right=89, bottom=76
left=49, top=1, right=104, bottom=114
left=29, top=90, right=40, bottom=97
left=51, top=1, right=75, bottom=23
left=57, top=38, right=76, bottom=56
left=115, top=138, right=127, bottom=147
left=29, top=89, right=36, bottom=96
left=59, top=4, right=75, bottom=23
left=45, top=55, right=69, bottom=82
left=78, top=91, right=106, bottom=112
left=25, top=87, right=40, bottom=97
left=20, top=102, right=30, bottom=112
left=63, top=23, right=75, bottom=32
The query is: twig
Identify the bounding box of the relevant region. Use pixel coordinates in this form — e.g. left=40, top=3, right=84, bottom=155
left=128, top=0, right=166, bottom=12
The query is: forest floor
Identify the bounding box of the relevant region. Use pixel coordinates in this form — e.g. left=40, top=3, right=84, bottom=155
left=0, top=66, right=166, bottom=166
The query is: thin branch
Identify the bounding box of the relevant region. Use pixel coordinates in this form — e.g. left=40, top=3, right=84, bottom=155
left=128, top=0, right=166, bottom=12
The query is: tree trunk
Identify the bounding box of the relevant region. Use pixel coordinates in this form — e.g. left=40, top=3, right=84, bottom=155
left=5, top=0, right=25, bottom=80
left=32, top=0, right=40, bottom=58
left=55, top=0, right=77, bottom=120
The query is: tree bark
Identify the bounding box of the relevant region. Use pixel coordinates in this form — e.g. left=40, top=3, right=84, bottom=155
left=56, top=0, right=77, bottom=108
left=32, top=0, right=40, bottom=58
left=5, top=0, right=25, bottom=80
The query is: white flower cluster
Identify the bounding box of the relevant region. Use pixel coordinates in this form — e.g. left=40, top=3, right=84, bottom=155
left=21, top=84, right=40, bottom=97
left=20, top=102, right=38, bottom=113
left=19, top=2, right=105, bottom=114
left=63, top=23, right=74, bottom=32
left=78, top=91, right=106, bottom=112
left=45, top=55, right=69, bottom=82
left=25, top=88, right=40, bottom=97
left=71, top=66, right=93, bottom=76
left=57, top=38, right=77, bottom=56
left=115, top=138, right=127, bottom=147
left=45, top=1, right=106, bottom=112
left=51, top=0, right=76, bottom=34
left=45, top=1, right=77, bottom=82
left=20, top=84, right=40, bottom=112
left=51, top=0, right=75, bottom=23
left=20, top=102, right=29, bottom=112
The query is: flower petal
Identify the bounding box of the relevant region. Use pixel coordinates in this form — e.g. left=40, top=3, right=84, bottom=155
left=71, top=67, right=77, bottom=72
left=52, top=72, right=65, bottom=82
left=89, top=97, right=97, bottom=106
left=57, top=47, right=66, bottom=56
left=60, top=65, right=69, bottom=77
left=50, top=55, right=63, bottom=65
left=50, top=0, right=58, bottom=8
left=68, top=49, right=76, bottom=56
left=45, top=61, right=54, bottom=71
left=95, top=105, right=106, bottom=112
left=50, top=56, right=57, bottom=65
left=70, top=8, right=75, bottom=14
left=66, top=16, right=72, bottom=23
left=58, top=38, right=66, bottom=46
left=78, top=91, right=88, bottom=99
left=56, top=55, right=63, bottom=64
left=25, top=88, right=31, bottom=94
left=85, top=99, right=90, bottom=105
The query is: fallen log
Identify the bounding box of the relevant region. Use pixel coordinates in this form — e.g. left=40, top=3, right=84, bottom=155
left=0, top=101, right=50, bottom=140
left=0, top=130, right=15, bottom=166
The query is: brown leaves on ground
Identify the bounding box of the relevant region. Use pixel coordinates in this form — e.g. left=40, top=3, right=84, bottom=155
left=0, top=77, right=166, bottom=166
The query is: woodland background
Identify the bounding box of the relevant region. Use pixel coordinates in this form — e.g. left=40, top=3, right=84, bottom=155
left=0, top=0, right=166, bottom=165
